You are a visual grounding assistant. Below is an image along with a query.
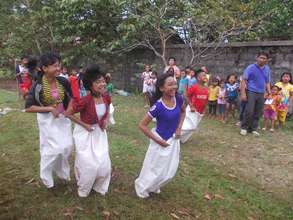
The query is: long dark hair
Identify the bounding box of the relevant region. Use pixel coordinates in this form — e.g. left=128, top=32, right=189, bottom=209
left=152, top=73, right=174, bottom=103
left=280, top=72, right=292, bottom=84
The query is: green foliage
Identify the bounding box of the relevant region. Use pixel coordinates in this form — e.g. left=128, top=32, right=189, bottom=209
left=0, top=0, right=291, bottom=67
left=0, top=68, right=14, bottom=80
left=256, top=0, right=293, bottom=40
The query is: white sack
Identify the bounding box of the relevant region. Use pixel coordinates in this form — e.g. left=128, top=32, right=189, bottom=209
left=73, top=124, right=111, bottom=197
left=135, top=131, right=180, bottom=198
left=37, top=113, right=73, bottom=188
left=180, top=105, right=203, bottom=143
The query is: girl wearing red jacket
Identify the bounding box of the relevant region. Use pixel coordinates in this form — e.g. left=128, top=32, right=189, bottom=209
left=65, top=64, right=112, bottom=197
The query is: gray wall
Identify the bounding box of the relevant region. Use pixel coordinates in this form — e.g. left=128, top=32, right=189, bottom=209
left=109, top=41, right=293, bottom=92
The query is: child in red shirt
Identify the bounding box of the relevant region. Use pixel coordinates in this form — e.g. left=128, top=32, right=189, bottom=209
left=187, top=71, right=209, bottom=114
left=180, top=71, right=208, bottom=143
left=68, top=68, right=80, bottom=100
left=19, top=68, right=32, bottom=99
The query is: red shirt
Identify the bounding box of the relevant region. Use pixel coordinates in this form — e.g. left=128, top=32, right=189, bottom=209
left=72, top=93, right=111, bottom=128
left=19, top=73, right=32, bottom=93
left=187, top=84, right=209, bottom=114
left=69, top=75, right=80, bottom=100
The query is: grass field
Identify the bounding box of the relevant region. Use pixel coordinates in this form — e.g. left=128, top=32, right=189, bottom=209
left=1, top=89, right=293, bottom=220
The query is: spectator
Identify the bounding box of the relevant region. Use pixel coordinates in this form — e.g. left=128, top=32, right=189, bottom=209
left=105, top=73, right=114, bottom=96
left=69, top=67, right=80, bottom=100
left=16, top=56, right=29, bottom=84
left=59, top=66, right=69, bottom=79
left=208, top=77, right=220, bottom=118
left=178, top=70, right=188, bottom=96
left=164, top=57, right=180, bottom=81
left=217, top=80, right=226, bottom=122
left=141, top=64, right=152, bottom=108
left=275, top=72, right=293, bottom=127
left=185, top=66, right=192, bottom=79
left=225, top=74, right=239, bottom=120
left=26, top=56, right=40, bottom=82
left=187, top=68, right=198, bottom=89
left=262, top=85, right=282, bottom=132
left=240, top=52, right=271, bottom=136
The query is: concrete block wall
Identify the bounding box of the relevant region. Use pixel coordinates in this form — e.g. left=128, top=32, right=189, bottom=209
left=108, top=41, right=293, bottom=91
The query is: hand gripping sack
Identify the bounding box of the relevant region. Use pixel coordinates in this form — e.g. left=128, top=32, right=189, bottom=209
left=73, top=124, right=111, bottom=197
left=180, top=105, right=203, bottom=143
left=135, top=131, right=180, bottom=198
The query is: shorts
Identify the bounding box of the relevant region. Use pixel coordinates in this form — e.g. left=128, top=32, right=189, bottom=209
left=226, top=96, right=238, bottom=104
left=218, top=104, right=226, bottom=114
left=263, top=109, right=276, bottom=120
left=277, top=110, right=287, bottom=123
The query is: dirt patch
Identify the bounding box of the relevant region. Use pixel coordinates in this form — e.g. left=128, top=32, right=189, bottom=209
left=0, top=80, right=17, bottom=91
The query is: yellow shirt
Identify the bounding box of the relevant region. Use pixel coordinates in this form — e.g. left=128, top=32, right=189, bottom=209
left=275, top=82, right=293, bottom=98
left=275, top=82, right=293, bottom=107
left=208, top=85, right=220, bottom=101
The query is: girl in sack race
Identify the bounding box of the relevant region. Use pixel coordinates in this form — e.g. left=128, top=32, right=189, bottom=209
left=64, top=64, right=112, bottom=198
left=180, top=70, right=209, bottom=143
left=135, top=73, right=186, bottom=198
left=25, top=52, right=73, bottom=189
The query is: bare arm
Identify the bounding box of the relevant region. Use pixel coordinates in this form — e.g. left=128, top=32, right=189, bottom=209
left=175, top=104, right=186, bottom=138
left=64, top=99, right=75, bottom=116
left=64, top=100, right=94, bottom=132
left=25, top=105, right=53, bottom=113
left=138, top=114, right=169, bottom=147
left=240, top=79, right=247, bottom=101
left=187, top=89, right=195, bottom=112
left=266, top=83, right=271, bottom=96
left=25, top=105, right=60, bottom=117
left=67, top=115, right=94, bottom=132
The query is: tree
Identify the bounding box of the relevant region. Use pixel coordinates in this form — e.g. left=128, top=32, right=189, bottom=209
left=181, top=0, right=276, bottom=65
left=110, top=0, right=278, bottom=67
left=0, top=0, right=124, bottom=66
left=110, top=0, right=186, bottom=66
left=0, top=0, right=291, bottom=70
left=253, top=0, right=293, bottom=40
left=55, top=0, right=124, bottom=64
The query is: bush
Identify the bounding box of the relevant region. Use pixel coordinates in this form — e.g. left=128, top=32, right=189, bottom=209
left=0, top=68, right=14, bottom=80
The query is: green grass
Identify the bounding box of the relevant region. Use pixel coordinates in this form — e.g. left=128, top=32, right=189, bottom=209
left=0, top=89, right=293, bottom=220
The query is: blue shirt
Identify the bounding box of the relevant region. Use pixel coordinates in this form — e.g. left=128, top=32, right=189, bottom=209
left=188, top=77, right=197, bottom=88
left=148, top=94, right=183, bottom=140
left=243, top=64, right=271, bottom=93
left=225, top=83, right=239, bottom=98
left=178, top=77, right=188, bottom=94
